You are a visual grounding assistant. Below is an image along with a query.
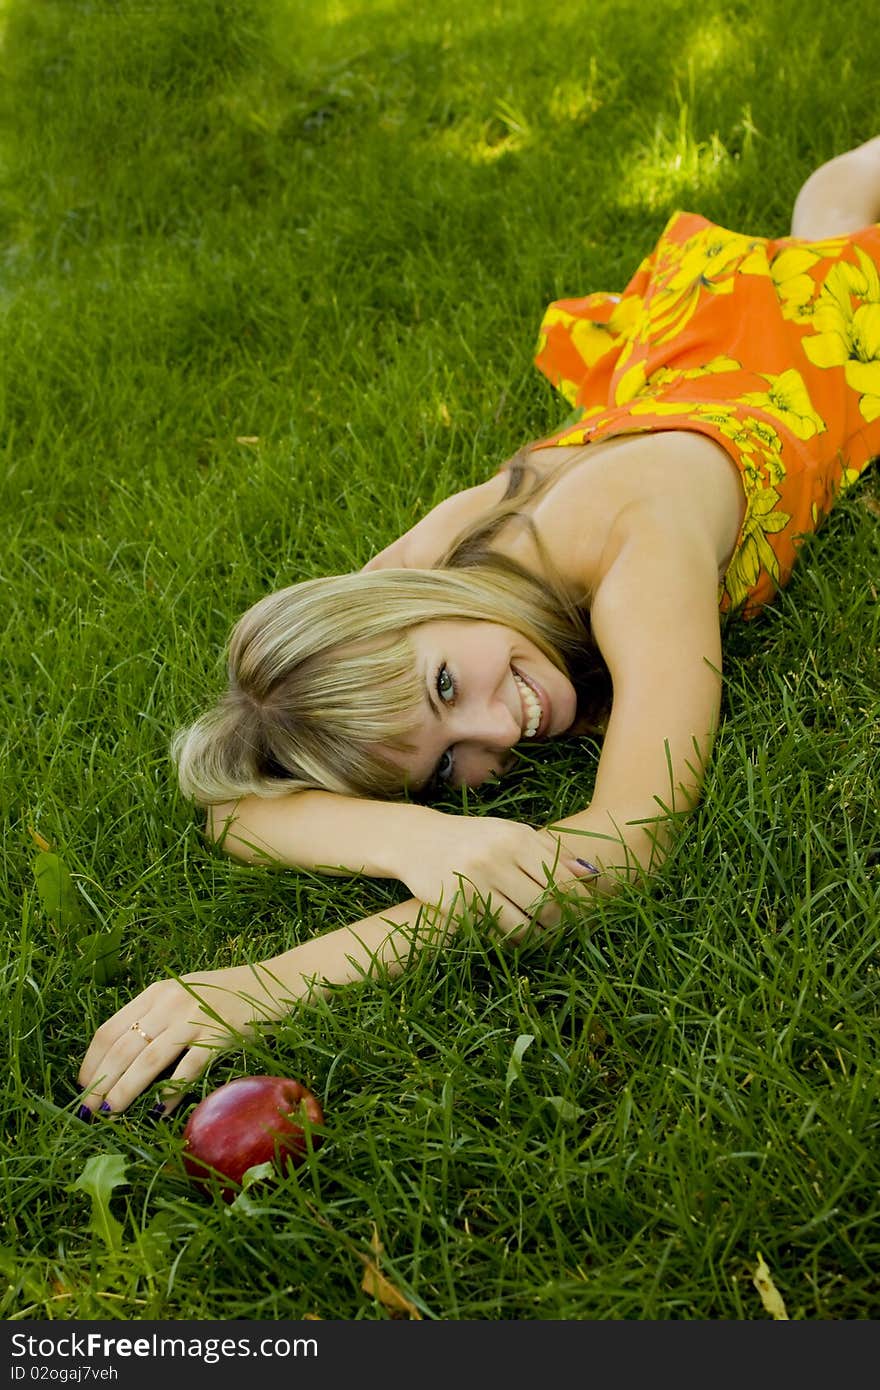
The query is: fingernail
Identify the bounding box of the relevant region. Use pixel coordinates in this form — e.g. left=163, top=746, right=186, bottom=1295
left=99, top=1102, right=113, bottom=1114
left=76, top=1105, right=93, bottom=1123
left=575, top=858, right=600, bottom=876
left=148, top=1102, right=166, bottom=1120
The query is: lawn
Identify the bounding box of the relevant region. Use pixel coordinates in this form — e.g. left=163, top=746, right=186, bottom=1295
left=1, top=0, right=878, bottom=1320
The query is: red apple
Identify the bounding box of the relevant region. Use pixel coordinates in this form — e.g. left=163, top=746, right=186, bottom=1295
left=181, top=1074, right=324, bottom=1201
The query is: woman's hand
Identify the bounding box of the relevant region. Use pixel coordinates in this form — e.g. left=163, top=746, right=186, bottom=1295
left=77, top=962, right=298, bottom=1118
left=395, top=813, right=599, bottom=941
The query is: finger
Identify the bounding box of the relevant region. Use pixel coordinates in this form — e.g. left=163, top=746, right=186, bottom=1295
left=79, top=987, right=162, bottom=1090
left=480, top=892, right=536, bottom=945
left=450, top=875, right=537, bottom=943
left=157, top=1042, right=223, bottom=1115
left=83, top=1027, right=191, bottom=1114
left=453, top=874, right=533, bottom=921
left=535, top=830, right=600, bottom=883
left=79, top=1029, right=157, bottom=1110
left=495, top=913, right=544, bottom=945
left=535, top=849, right=596, bottom=889
left=531, top=897, right=564, bottom=931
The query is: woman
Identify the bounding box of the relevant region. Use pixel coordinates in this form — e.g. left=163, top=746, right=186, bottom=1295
left=78, top=136, right=880, bottom=1119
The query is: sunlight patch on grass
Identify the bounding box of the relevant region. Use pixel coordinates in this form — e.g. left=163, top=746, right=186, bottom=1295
left=320, top=0, right=402, bottom=23
left=430, top=97, right=535, bottom=166
left=546, top=59, right=609, bottom=126
left=682, top=16, right=743, bottom=76
left=612, top=17, right=750, bottom=214
left=618, top=106, right=732, bottom=213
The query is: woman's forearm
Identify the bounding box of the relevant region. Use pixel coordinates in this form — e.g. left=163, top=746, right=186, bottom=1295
left=207, top=790, right=447, bottom=881
left=547, top=802, right=681, bottom=889
left=77, top=894, right=457, bottom=1117
left=253, top=894, right=457, bottom=1009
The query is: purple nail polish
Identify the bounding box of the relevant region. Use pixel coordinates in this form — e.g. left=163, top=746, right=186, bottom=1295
left=99, top=1102, right=112, bottom=1114
left=576, top=858, right=600, bottom=875
left=148, top=1102, right=166, bottom=1119
left=77, top=1104, right=93, bottom=1123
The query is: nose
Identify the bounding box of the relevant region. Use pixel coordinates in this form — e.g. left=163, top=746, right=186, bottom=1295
left=452, top=695, right=520, bottom=750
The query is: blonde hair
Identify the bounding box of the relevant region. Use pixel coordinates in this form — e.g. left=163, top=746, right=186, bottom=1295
left=172, top=457, right=610, bottom=805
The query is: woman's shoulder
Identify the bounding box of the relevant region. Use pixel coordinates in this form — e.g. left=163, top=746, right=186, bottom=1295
left=524, top=431, right=745, bottom=592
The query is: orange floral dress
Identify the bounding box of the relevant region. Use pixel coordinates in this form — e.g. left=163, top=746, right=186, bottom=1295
left=533, top=212, right=880, bottom=617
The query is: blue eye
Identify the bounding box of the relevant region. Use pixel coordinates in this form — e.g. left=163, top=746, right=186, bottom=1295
left=430, top=664, right=456, bottom=789
left=436, top=750, right=455, bottom=784
left=436, top=664, right=455, bottom=702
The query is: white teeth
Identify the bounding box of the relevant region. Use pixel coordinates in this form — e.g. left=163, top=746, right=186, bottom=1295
left=513, top=672, right=542, bottom=739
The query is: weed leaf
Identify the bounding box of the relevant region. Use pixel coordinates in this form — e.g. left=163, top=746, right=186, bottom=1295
left=545, top=1095, right=585, bottom=1122
left=71, top=1154, right=128, bottom=1253
left=505, top=1033, right=535, bottom=1092
left=75, top=922, right=125, bottom=985
left=33, top=852, right=89, bottom=935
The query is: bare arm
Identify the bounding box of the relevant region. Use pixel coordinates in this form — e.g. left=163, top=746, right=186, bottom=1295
left=547, top=514, right=724, bottom=881
left=79, top=891, right=454, bottom=1115
left=791, top=135, right=880, bottom=238
left=207, top=789, right=442, bottom=878
left=206, top=783, right=593, bottom=935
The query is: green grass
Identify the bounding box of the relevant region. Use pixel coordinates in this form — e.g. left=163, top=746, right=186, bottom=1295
left=2, top=0, right=879, bottom=1321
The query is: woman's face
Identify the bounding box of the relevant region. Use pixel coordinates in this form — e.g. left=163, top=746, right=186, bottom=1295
left=379, top=619, right=578, bottom=793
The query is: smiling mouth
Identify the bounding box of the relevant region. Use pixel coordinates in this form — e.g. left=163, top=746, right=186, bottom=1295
left=512, top=669, right=546, bottom=739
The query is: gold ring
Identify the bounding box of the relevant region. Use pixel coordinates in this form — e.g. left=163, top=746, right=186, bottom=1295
left=130, top=1021, right=153, bottom=1044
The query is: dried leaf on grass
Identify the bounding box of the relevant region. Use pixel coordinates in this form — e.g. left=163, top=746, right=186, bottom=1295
left=359, top=1224, right=422, bottom=1319
left=752, top=1251, right=789, bottom=1319
left=858, top=493, right=880, bottom=518
left=29, top=826, right=52, bottom=852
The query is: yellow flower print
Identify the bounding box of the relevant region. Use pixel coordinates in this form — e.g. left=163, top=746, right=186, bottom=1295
left=685, top=355, right=741, bottom=377
left=539, top=293, right=643, bottom=406
left=615, top=358, right=647, bottom=405
left=627, top=396, right=783, bottom=453
left=555, top=406, right=608, bottom=445
left=541, top=294, right=642, bottom=370
left=740, top=367, right=826, bottom=440
left=732, top=414, right=784, bottom=460
left=766, top=247, right=824, bottom=323
left=738, top=452, right=785, bottom=491
left=690, top=407, right=786, bottom=484
left=838, top=245, right=880, bottom=302
left=569, top=318, right=619, bottom=370
left=802, top=249, right=880, bottom=421
left=628, top=395, right=698, bottom=417
left=645, top=357, right=743, bottom=393
left=715, top=413, right=788, bottom=487
left=724, top=486, right=791, bottom=610
left=794, top=236, right=850, bottom=257
left=742, top=235, right=850, bottom=322
left=646, top=227, right=758, bottom=344
left=619, top=356, right=742, bottom=407
left=660, top=227, right=757, bottom=294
